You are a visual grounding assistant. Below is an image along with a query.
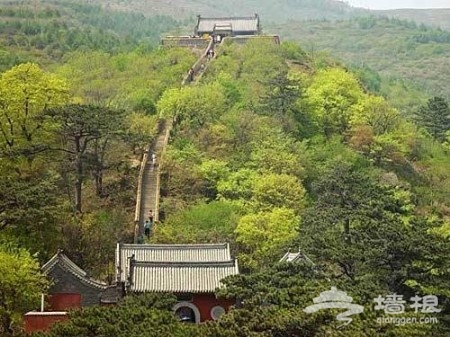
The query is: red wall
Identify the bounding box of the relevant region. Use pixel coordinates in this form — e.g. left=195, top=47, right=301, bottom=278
left=24, top=313, right=68, bottom=334
left=47, top=293, right=81, bottom=311
left=192, top=293, right=235, bottom=321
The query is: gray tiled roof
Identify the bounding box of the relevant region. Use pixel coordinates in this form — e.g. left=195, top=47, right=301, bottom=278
left=279, top=250, right=315, bottom=265
left=130, top=260, right=239, bottom=293
left=116, top=243, right=232, bottom=282
left=197, top=16, right=259, bottom=33
left=42, top=251, right=107, bottom=289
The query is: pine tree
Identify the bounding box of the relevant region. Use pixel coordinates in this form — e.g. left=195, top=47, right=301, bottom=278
left=415, top=96, right=450, bottom=142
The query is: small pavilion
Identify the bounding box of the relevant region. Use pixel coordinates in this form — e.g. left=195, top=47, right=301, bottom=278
left=195, top=14, right=260, bottom=38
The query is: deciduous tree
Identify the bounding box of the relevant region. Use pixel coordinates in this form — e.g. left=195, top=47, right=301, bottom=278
left=0, top=62, right=68, bottom=163
left=0, top=243, right=48, bottom=337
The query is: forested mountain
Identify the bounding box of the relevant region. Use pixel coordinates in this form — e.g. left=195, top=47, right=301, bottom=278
left=54, top=0, right=450, bottom=112
left=85, top=0, right=367, bottom=22
left=1, top=0, right=448, bottom=106
left=0, top=0, right=185, bottom=70
left=16, top=38, right=450, bottom=337
left=380, top=8, right=450, bottom=30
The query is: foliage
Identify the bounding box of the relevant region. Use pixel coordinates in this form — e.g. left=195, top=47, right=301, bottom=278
left=57, top=48, right=196, bottom=108
left=414, top=96, right=450, bottom=142
left=33, top=293, right=199, bottom=337
left=248, top=128, right=306, bottom=177
left=235, top=208, right=299, bottom=271
left=45, top=104, right=125, bottom=212
left=298, top=160, right=450, bottom=296
left=153, top=201, right=240, bottom=244
left=0, top=4, right=449, bottom=335
left=0, top=1, right=184, bottom=68
left=158, top=81, right=227, bottom=129
left=0, top=242, right=49, bottom=337
left=123, top=112, right=159, bottom=153
left=0, top=172, right=63, bottom=256
left=212, top=262, right=441, bottom=336
left=217, top=169, right=258, bottom=201
left=0, top=62, right=68, bottom=162
left=251, top=173, right=306, bottom=212
left=278, top=15, right=450, bottom=112
left=304, top=67, right=363, bottom=136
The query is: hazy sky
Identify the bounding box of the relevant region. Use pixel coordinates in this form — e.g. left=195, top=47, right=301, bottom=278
left=345, top=0, right=450, bottom=10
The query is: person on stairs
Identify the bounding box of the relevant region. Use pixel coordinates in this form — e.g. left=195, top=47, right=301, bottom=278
left=144, top=220, right=151, bottom=239
left=149, top=209, right=154, bottom=225
left=152, top=153, right=156, bottom=168
left=187, top=68, right=194, bottom=82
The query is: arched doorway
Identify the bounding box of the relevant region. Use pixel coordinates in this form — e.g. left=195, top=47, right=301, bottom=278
left=173, top=302, right=200, bottom=323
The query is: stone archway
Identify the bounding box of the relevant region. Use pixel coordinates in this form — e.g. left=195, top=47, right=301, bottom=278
left=173, top=302, right=201, bottom=323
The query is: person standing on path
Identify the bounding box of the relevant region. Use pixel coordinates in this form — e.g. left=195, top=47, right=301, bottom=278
left=149, top=209, right=154, bottom=224
left=144, top=220, right=151, bottom=239
left=152, top=153, right=156, bottom=167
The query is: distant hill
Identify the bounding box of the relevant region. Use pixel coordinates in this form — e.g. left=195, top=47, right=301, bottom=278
left=86, top=0, right=450, bottom=32
left=0, top=0, right=183, bottom=69
left=376, top=9, right=450, bottom=31
left=1, top=0, right=449, bottom=107
left=86, top=0, right=368, bottom=23
left=272, top=15, right=450, bottom=101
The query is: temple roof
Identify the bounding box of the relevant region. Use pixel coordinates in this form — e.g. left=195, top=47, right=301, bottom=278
left=42, top=251, right=108, bottom=290
left=196, top=14, right=259, bottom=34
left=129, top=260, right=239, bottom=293
left=116, top=243, right=239, bottom=293
left=279, top=250, right=315, bottom=265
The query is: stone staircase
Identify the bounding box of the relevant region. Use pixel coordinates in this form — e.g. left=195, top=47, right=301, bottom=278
left=134, top=37, right=214, bottom=243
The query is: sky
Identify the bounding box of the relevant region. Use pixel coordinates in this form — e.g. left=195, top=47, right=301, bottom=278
left=345, top=0, right=450, bottom=10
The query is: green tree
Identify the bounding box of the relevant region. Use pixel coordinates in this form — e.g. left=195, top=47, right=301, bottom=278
left=0, top=62, right=68, bottom=163
left=298, top=160, right=450, bottom=295
left=35, top=293, right=199, bottom=337
left=157, top=82, right=226, bottom=130
left=415, top=96, right=450, bottom=142
left=251, top=173, right=306, bottom=213
left=0, top=243, right=48, bottom=337
left=350, top=95, right=400, bottom=135
left=248, top=128, right=306, bottom=177
left=0, top=173, right=62, bottom=255
left=217, top=168, right=258, bottom=201
left=210, top=262, right=438, bottom=337
left=123, top=112, right=158, bottom=154
left=235, top=208, right=299, bottom=270
left=304, top=67, right=363, bottom=137
left=46, top=104, right=124, bottom=212
left=259, top=69, right=302, bottom=126
left=153, top=201, right=239, bottom=244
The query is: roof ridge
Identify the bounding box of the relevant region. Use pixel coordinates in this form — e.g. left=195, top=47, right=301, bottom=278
left=199, top=16, right=258, bottom=20
left=120, top=243, right=228, bottom=249
left=134, top=259, right=237, bottom=267
left=42, top=251, right=107, bottom=289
